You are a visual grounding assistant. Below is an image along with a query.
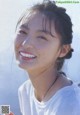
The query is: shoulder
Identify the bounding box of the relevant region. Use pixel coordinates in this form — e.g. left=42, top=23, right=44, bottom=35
left=18, top=79, right=32, bottom=95
left=60, top=83, right=80, bottom=103
left=56, top=84, right=80, bottom=115
left=18, top=80, right=32, bottom=114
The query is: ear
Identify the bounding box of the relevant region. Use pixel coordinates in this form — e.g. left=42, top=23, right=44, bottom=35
left=58, top=44, right=71, bottom=58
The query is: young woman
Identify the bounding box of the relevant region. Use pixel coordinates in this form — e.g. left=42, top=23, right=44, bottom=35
left=14, top=0, right=80, bottom=115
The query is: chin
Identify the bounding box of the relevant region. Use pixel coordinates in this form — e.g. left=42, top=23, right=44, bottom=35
left=16, top=60, right=36, bottom=72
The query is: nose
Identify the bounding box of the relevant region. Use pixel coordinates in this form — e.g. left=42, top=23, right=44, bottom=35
left=22, top=37, right=33, bottom=48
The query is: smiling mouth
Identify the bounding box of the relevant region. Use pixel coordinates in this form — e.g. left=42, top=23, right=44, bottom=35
left=19, top=51, right=37, bottom=60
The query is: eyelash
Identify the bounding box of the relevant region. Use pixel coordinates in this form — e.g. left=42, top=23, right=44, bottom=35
left=38, top=36, right=47, bottom=40
left=18, top=30, right=27, bottom=35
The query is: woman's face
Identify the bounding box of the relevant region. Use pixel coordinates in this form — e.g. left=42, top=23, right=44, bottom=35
left=14, top=12, right=63, bottom=73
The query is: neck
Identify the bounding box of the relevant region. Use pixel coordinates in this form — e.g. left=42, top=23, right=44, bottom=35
left=28, top=66, right=59, bottom=102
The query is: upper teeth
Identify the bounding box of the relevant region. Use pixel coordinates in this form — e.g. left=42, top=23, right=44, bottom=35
left=20, top=52, right=36, bottom=58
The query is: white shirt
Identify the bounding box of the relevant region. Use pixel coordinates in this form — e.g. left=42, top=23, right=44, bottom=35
left=18, top=80, right=80, bottom=115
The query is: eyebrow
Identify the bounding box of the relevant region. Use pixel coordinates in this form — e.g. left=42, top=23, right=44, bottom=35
left=37, top=30, right=55, bottom=38
left=20, top=24, right=29, bottom=30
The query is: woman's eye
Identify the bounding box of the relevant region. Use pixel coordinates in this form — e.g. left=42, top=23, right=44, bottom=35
left=18, top=30, right=27, bottom=35
left=38, top=36, right=47, bottom=40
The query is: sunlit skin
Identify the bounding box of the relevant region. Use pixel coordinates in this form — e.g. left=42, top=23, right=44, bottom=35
left=14, top=12, right=71, bottom=101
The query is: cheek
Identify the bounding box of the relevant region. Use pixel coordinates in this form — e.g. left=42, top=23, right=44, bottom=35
left=34, top=40, right=50, bottom=52
left=39, top=43, right=60, bottom=62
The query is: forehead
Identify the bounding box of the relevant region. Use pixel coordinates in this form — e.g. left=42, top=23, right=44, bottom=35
left=19, top=12, right=55, bottom=32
